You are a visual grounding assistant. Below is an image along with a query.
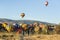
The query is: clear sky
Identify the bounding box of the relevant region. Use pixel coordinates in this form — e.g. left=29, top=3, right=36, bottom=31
left=0, top=0, right=60, bottom=24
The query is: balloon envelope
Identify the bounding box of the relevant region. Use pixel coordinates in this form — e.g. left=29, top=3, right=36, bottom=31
left=20, top=13, right=25, bottom=18
left=45, top=1, right=48, bottom=6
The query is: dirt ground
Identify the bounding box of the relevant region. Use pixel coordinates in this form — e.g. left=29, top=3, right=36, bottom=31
left=0, top=33, right=60, bottom=40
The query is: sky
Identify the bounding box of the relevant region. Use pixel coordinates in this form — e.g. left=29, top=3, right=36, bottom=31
left=0, top=0, right=60, bottom=24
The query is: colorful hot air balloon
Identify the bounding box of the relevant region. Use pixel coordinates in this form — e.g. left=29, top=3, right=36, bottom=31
left=34, top=26, right=39, bottom=32
left=2, top=22, right=11, bottom=32
left=13, top=23, right=19, bottom=31
left=20, top=13, right=25, bottom=18
left=33, top=22, right=38, bottom=26
left=22, top=24, right=28, bottom=30
left=45, top=1, right=48, bottom=6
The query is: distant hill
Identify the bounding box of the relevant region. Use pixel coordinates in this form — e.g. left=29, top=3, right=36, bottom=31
left=0, top=18, right=57, bottom=25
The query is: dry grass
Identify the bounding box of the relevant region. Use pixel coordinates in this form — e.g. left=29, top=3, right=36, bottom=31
left=0, top=33, right=60, bottom=40
left=24, top=34, right=60, bottom=40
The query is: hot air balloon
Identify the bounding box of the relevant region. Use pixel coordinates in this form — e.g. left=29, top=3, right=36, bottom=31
left=22, top=24, right=28, bottom=30
left=34, top=26, right=39, bottom=34
left=2, top=22, right=11, bottom=32
left=45, top=1, right=48, bottom=6
left=33, top=22, right=38, bottom=26
left=20, top=13, right=25, bottom=18
left=13, top=23, right=19, bottom=32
